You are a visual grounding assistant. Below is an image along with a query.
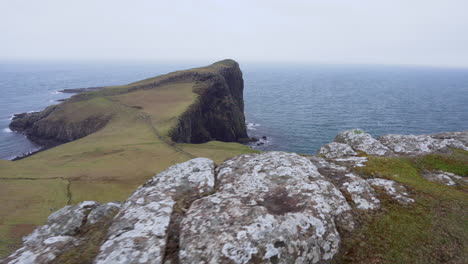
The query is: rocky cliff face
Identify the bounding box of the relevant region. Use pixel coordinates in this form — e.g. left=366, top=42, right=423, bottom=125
left=169, top=60, right=248, bottom=143
left=4, top=130, right=466, bottom=264
left=9, top=60, right=249, bottom=153
left=9, top=106, right=112, bottom=149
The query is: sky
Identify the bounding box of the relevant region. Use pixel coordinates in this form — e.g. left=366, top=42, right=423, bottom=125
left=1, top=0, right=468, bottom=67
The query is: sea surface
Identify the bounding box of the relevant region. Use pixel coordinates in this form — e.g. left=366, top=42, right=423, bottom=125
left=1, top=62, right=467, bottom=160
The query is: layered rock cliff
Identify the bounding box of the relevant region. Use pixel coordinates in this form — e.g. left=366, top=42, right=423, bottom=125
left=9, top=59, right=248, bottom=152
left=4, top=130, right=466, bottom=264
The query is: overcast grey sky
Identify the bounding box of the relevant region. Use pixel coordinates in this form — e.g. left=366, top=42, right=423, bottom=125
left=1, top=0, right=468, bottom=67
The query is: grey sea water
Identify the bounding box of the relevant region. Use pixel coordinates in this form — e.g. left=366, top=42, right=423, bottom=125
left=1, top=62, right=467, bottom=160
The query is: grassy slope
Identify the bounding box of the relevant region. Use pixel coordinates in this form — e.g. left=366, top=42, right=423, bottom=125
left=0, top=66, right=256, bottom=257
left=335, top=150, right=468, bottom=264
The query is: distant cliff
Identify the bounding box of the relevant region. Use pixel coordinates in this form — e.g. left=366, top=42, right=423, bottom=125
left=169, top=60, right=248, bottom=143
left=9, top=59, right=249, bottom=152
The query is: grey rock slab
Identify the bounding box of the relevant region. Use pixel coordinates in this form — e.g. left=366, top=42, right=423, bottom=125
left=179, top=152, right=354, bottom=264
left=367, top=178, right=414, bottom=205
left=317, top=142, right=357, bottom=159
left=23, top=201, right=98, bottom=245
left=4, top=201, right=103, bottom=264
left=87, top=202, right=121, bottom=225
left=378, top=133, right=468, bottom=155
left=334, top=129, right=392, bottom=156
left=94, top=157, right=215, bottom=264
left=4, top=236, right=80, bottom=264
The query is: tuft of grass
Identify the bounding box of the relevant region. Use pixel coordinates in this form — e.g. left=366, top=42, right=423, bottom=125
left=337, top=154, right=468, bottom=263
left=411, top=149, right=468, bottom=176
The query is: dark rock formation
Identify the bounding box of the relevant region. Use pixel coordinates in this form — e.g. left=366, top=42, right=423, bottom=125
left=9, top=105, right=112, bottom=149
left=169, top=60, right=248, bottom=143
left=58, top=87, right=104, bottom=93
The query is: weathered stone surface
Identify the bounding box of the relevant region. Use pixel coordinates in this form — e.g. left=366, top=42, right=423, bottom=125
left=317, top=142, right=357, bottom=158
left=308, top=157, right=380, bottom=211
left=23, top=201, right=98, bottom=245
left=94, top=158, right=215, bottom=264
left=378, top=133, right=468, bottom=155
left=3, top=201, right=120, bottom=264
left=4, top=236, right=80, bottom=264
left=87, top=202, right=121, bottom=225
left=421, top=170, right=467, bottom=186
left=179, top=152, right=354, bottom=264
left=367, top=178, right=414, bottom=205
left=334, top=129, right=392, bottom=156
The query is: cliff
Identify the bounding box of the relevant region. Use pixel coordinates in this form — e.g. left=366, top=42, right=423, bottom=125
left=9, top=59, right=248, bottom=151
left=3, top=130, right=467, bottom=264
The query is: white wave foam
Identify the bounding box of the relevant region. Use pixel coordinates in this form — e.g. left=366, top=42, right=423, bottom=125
left=247, top=122, right=260, bottom=130
left=51, top=91, right=61, bottom=94
left=3, top=128, right=12, bottom=133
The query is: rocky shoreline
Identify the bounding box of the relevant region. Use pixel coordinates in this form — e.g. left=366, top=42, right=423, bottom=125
left=3, top=129, right=467, bottom=263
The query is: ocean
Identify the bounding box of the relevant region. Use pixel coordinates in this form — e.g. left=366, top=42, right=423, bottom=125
left=1, top=62, right=467, bottom=160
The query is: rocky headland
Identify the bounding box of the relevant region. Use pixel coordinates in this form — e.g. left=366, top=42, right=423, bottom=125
left=9, top=59, right=249, bottom=153
left=3, top=129, right=467, bottom=264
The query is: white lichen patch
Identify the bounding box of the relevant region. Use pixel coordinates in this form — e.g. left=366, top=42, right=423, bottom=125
left=367, top=178, right=415, bottom=204
left=179, top=152, right=354, bottom=264
left=333, top=156, right=368, bottom=167
left=94, top=157, right=215, bottom=264
left=308, top=157, right=380, bottom=211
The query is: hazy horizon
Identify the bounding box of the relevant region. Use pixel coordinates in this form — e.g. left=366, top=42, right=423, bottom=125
left=2, top=0, right=468, bottom=68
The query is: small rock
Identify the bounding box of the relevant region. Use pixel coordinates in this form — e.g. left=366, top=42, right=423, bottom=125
left=367, top=178, right=414, bottom=205
left=421, top=170, right=467, bottom=186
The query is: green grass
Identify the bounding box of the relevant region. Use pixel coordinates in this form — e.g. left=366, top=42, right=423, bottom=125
left=412, top=149, right=468, bottom=176
left=335, top=151, right=468, bottom=263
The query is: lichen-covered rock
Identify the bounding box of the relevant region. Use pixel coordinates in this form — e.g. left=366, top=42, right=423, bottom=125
left=3, top=201, right=120, bottom=264
left=367, top=178, right=414, bottom=205
left=317, top=142, right=357, bottom=158
left=87, top=202, right=121, bottom=225
left=94, top=158, right=215, bottom=264
left=378, top=134, right=468, bottom=155
left=308, top=157, right=380, bottom=211
left=334, top=129, right=392, bottom=156
left=179, top=152, right=354, bottom=264
left=23, top=201, right=98, bottom=245
left=4, top=236, right=80, bottom=264
left=421, top=170, right=467, bottom=186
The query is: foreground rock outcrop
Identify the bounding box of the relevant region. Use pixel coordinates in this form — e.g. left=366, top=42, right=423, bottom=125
left=3, top=130, right=467, bottom=264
